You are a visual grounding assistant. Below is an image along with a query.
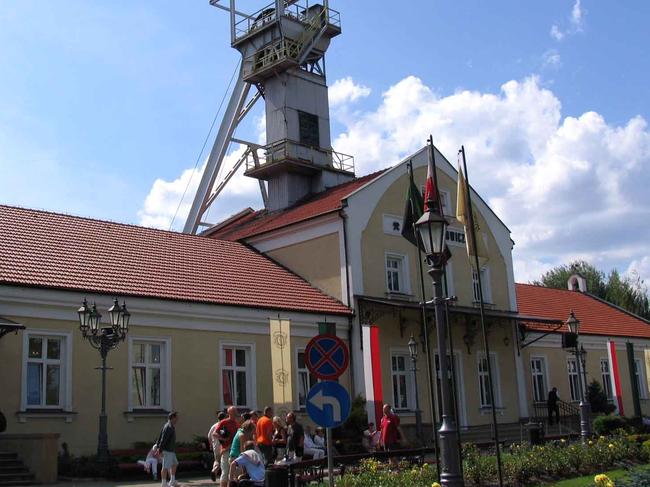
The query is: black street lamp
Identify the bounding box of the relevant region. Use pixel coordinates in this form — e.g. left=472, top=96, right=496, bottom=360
left=77, top=298, right=130, bottom=462
left=416, top=195, right=464, bottom=486
left=565, top=311, right=591, bottom=442
left=408, top=334, right=424, bottom=443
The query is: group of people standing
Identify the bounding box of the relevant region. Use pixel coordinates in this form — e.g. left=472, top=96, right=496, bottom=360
left=207, top=406, right=329, bottom=487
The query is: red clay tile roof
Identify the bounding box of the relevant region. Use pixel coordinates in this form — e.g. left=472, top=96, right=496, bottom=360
left=0, top=205, right=351, bottom=316
left=516, top=283, right=650, bottom=338
left=205, top=170, right=386, bottom=241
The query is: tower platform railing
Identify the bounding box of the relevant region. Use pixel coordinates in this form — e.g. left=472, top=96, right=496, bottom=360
left=245, top=139, right=354, bottom=174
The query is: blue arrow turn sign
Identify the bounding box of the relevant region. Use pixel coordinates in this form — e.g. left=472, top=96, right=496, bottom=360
left=306, top=381, right=351, bottom=429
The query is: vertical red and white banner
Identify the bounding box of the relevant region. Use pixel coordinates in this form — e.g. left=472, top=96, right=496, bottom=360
left=362, top=323, right=384, bottom=425
left=607, top=340, right=625, bottom=415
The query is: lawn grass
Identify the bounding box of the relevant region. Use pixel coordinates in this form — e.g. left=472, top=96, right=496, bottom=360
left=548, top=464, right=650, bottom=486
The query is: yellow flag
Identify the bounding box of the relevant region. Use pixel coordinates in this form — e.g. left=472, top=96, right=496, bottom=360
left=269, top=318, right=292, bottom=416
left=456, top=162, right=489, bottom=269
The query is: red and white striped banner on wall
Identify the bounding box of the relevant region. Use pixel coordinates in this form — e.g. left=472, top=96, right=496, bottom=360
left=362, top=324, right=384, bottom=426
left=607, top=340, right=625, bottom=415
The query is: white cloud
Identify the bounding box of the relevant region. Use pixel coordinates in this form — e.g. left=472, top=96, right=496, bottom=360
left=550, top=0, right=585, bottom=41
left=542, top=49, right=562, bottom=69
left=626, top=257, right=650, bottom=289
left=138, top=145, right=262, bottom=230
left=329, top=75, right=650, bottom=285
left=571, top=0, right=584, bottom=30
left=329, top=77, right=371, bottom=106
left=550, top=25, right=565, bottom=41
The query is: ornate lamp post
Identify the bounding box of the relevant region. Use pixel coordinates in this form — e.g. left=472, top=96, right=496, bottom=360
left=565, top=311, right=592, bottom=442
left=415, top=198, right=464, bottom=486
left=77, top=298, right=130, bottom=462
left=408, top=334, right=424, bottom=442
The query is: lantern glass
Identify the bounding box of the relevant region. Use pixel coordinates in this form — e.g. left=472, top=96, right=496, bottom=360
left=108, top=299, right=121, bottom=328
left=415, top=210, right=447, bottom=257
left=89, top=303, right=102, bottom=333
left=77, top=299, right=90, bottom=331
left=408, top=334, right=418, bottom=360
left=565, top=312, right=580, bottom=335
left=120, top=303, right=130, bottom=333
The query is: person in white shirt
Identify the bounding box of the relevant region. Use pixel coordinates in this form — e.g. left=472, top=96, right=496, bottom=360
left=303, top=426, right=325, bottom=460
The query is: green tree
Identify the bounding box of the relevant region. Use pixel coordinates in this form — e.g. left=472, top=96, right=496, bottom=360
left=533, top=260, right=608, bottom=298
left=534, top=260, right=650, bottom=319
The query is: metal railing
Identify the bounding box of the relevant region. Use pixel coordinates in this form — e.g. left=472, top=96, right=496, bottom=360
left=245, top=139, right=354, bottom=174
left=244, top=38, right=301, bottom=77
left=234, top=1, right=341, bottom=41
left=531, top=399, right=580, bottom=435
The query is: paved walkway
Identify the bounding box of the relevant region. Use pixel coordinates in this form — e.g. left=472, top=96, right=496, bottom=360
left=53, top=478, right=216, bottom=487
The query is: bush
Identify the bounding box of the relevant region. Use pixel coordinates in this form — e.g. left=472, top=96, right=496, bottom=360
left=618, top=469, right=650, bottom=486
left=334, top=395, right=367, bottom=443
left=593, top=415, right=628, bottom=436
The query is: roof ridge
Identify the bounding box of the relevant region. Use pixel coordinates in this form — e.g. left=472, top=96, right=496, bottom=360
left=0, top=203, right=233, bottom=244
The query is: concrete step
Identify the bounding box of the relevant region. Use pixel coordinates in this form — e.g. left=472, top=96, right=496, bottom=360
left=0, top=455, right=16, bottom=461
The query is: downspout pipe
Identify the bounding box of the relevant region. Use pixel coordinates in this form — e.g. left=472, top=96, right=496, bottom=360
left=340, top=206, right=355, bottom=398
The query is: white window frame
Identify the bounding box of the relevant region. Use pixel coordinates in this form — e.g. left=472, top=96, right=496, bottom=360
left=444, top=260, right=455, bottom=297
left=385, top=252, right=410, bottom=295
left=127, top=336, right=172, bottom=411
left=530, top=356, right=549, bottom=403
left=567, top=357, right=580, bottom=402
left=295, top=347, right=317, bottom=410
left=439, top=190, right=451, bottom=215
left=600, top=358, right=613, bottom=399
left=390, top=348, right=415, bottom=412
left=477, top=352, right=501, bottom=408
left=634, top=358, right=647, bottom=400
left=220, top=341, right=257, bottom=411
left=21, top=330, right=72, bottom=411
left=472, top=266, right=492, bottom=303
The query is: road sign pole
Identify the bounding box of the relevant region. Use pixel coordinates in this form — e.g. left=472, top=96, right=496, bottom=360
left=326, top=427, right=334, bottom=487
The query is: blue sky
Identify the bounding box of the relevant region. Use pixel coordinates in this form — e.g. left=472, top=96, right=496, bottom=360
left=1, top=1, right=650, bottom=285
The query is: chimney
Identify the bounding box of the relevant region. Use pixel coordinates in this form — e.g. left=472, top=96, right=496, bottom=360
left=567, top=273, right=587, bottom=293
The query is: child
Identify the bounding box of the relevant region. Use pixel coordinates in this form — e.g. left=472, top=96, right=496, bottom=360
left=137, top=444, right=161, bottom=480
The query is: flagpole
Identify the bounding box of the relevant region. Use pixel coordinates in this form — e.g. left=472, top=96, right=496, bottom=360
left=444, top=300, right=463, bottom=463
left=460, top=145, right=504, bottom=487
left=408, top=161, right=441, bottom=481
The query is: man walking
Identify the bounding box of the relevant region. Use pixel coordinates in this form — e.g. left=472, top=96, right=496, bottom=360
left=547, top=387, right=560, bottom=425
left=255, top=406, right=274, bottom=464
left=380, top=404, right=400, bottom=450
left=156, top=411, right=179, bottom=487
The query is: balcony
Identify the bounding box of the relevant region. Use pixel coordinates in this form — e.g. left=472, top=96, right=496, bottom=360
left=245, top=139, right=354, bottom=179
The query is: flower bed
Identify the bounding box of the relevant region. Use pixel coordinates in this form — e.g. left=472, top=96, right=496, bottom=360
left=333, top=434, right=649, bottom=486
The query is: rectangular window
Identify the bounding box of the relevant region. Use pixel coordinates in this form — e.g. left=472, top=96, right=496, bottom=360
left=25, top=334, right=66, bottom=408
left=478, top=353, right=499, bottom=408
left=385, top=254, right=406, bottom=293
left=297, top=350, right=317, bottom=409
left=600, top=359, right=613, bottom=399
left=131, top=341, right=166, bottom=409
left=298, top=111, right=320, bottom=147
left=472, top=267, right=492, bottom=303
left=530, top=357, right=548, bottom=403
left=222, top=345, right=253, bottom=409
left=391, top=353, right=413, bottom=411
left=567, top=358, right=580, bottom=402
left=634, top=359, right=647, bottom=399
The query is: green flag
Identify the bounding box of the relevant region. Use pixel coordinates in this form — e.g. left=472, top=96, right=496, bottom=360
left=401, top=164, right=424, bottom=247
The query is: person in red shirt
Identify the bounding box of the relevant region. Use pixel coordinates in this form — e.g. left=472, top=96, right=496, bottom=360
left=214, top=406, right=239, bottom=487
left=380, top=404, right=401, bottom=452
left=255, top=406, right=274, bottom=464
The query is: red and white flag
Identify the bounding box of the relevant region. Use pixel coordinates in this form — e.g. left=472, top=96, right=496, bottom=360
left=423, top=144, right=439, bottom=212
left=607, top=340, right=625, bottom=415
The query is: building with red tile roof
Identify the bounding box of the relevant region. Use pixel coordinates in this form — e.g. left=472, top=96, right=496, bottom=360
left=0, top=204, right=350, bottom=316
left=204, top=170, right=386, bottom=241
left=516, top=283, right=650, bottom=339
